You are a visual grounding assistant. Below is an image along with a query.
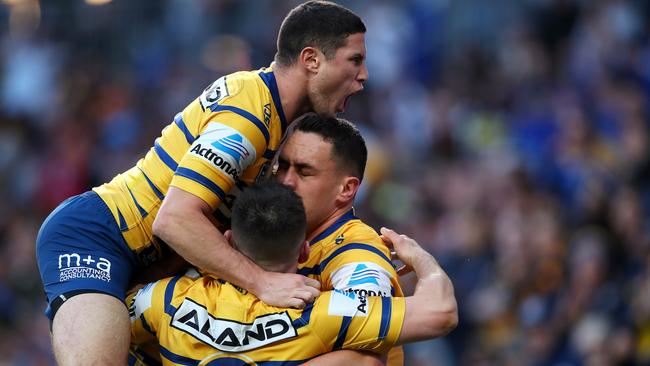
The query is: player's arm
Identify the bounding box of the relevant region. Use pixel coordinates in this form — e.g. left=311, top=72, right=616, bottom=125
left=379, top=228, right=458, bottom=344
left=313, top=234, right=398, bottom=365
left=302, top=350, right=386, bottom=366
left=153, top=187, right=319, bottom=308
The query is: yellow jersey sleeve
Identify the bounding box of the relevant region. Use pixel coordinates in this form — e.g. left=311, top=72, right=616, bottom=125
left=320, top=231, right=402, bottom=298
left=170, top=74, right=271, bottom=209
left=311, top=290, right=406, bottom=354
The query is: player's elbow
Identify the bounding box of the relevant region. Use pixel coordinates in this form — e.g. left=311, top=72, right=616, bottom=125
left=423, top=302, right=458, bottom=338
left=438, top=306, right=459, bottom=336
left=420, top=277, right=458, bottom=337
left=435, top=290, right=458, bottom=336
left=152, top=206, right=179, bottom=242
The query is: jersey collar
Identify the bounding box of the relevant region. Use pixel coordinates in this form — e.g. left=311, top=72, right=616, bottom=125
left=309, top=209, right=358, bottom=246
left=258, top=70, right=288, bottom=135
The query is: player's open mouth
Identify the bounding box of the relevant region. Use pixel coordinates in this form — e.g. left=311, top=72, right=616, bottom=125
left=343, top=95, right=351, bottom=110
left=342, top=89, right=359, bottom=110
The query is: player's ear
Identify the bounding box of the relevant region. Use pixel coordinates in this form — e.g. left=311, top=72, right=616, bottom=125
left=337, top=176, right=360, bottom=204
left=299, top=47, right=320, bottom=73
left=297, top=240, right=311, bottom=263
left=224, top=230, right=235, bottom=248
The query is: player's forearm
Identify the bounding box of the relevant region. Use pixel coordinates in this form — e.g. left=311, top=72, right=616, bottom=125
left=398, top=253, right=458, bottom=344
left=152, top=206, right=264, bottom=293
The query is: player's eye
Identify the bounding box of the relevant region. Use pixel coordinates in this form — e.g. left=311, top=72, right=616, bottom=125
left=351, top=56, right=363, bottom=66
left=298, top=169, right=312, bottom=177
left=276, top=160, right=289, bottom=172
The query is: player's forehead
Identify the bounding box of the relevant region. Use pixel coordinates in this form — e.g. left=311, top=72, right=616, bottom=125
left=281, top=131, right=333, bottom=163
left=336, top=32, right=366, bottom=57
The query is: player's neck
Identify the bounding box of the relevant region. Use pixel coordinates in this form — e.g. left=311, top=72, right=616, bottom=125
left=307, top=205, right=353, bottom=243
left=273, top=64, right=310, bottom=122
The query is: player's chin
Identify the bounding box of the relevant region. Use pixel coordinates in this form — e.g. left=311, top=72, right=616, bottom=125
left=315, top=102, right=343, bottom=116
left=318, top=108, right=338, bottom=117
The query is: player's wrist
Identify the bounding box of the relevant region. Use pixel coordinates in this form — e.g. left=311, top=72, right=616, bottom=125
left=410, top=251, right=440, bottom=276
left=247, top=268, right=271, bottom=298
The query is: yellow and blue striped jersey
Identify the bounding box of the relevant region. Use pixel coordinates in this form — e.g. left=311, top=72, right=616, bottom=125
left=298, top=210, right=404, bottom=299
left=93, top=67, right=286, bottom=264
left=298, top=210, right=405, bottom=365
left=128, top=273, right=405, bottom=365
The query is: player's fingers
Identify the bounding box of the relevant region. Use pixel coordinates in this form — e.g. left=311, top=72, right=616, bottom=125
left=303, top=285, right=321, bottom=299
left=385, top=227, right=411, bottom=240
left=304, top=277, right=321, bottom=290
left=286, top=297, right=307, bottom=309
left=297, top=286, right=320, bottom=302
left=287, top=291, right=311, bottom=309
left=381, top=235, right=395, bottom=250
left=396, top=265, right=414, bottom=276
left=380, top=227, right=402, bottom=244
left=301, top=289, right=319, bottom=302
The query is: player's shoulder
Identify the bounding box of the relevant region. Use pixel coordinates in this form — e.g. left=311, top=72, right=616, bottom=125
left=224, top=68, right=268, bottom=94
left=322, top=218, right=395, bottom=272
left=336, top=218, right=384, bottom=248
left=318, top=217, right=393, bottom=271
left=198, top=68, right=270, bottom=112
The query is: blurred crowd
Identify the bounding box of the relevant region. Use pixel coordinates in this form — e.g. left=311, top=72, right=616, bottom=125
left=1, top=0, right=649, bottom=365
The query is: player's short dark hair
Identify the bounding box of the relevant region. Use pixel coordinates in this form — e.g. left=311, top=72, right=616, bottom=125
left=231, top=181, right=306, bottom=267
left=294, top=114, right=367, bottom=181
left=275, top=1, right=366, bottom=67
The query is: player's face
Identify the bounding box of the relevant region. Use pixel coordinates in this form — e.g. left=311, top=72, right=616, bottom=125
left=309, top=32, right=368, bottom=117
left=275, top=131, right=344, bottom=234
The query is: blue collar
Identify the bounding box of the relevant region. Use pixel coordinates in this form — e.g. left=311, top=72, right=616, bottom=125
left=310, top=209, right=358, bottom=246
left=258, top=70, right=288, bottom=135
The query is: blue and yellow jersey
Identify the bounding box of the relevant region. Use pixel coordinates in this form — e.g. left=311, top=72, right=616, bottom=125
left=128, top=273, right=405, bottom=365
left=298, top=210, right=404, bottom=299
left=93, top=67, right=286, bottom=264
left=298, top=210, right=405, bottom=365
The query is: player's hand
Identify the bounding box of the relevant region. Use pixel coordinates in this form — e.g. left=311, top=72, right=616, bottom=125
left=256, top=271, right=320, bottom=308
left=380, top=227, right=427, bottom=276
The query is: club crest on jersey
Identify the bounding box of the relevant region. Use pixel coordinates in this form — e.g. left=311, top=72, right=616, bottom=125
left=171, top=298, right=297, bottom=352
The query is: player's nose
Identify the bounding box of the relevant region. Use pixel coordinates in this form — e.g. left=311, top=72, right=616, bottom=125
left=278, top=171, right=297, bottom=190
left=357, top=63, right=368, bottom=84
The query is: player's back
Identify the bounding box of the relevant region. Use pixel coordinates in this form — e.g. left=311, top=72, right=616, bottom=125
left=93, top=68, right=288, bottom=265
left=129, top=273, right=404, bottom=365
